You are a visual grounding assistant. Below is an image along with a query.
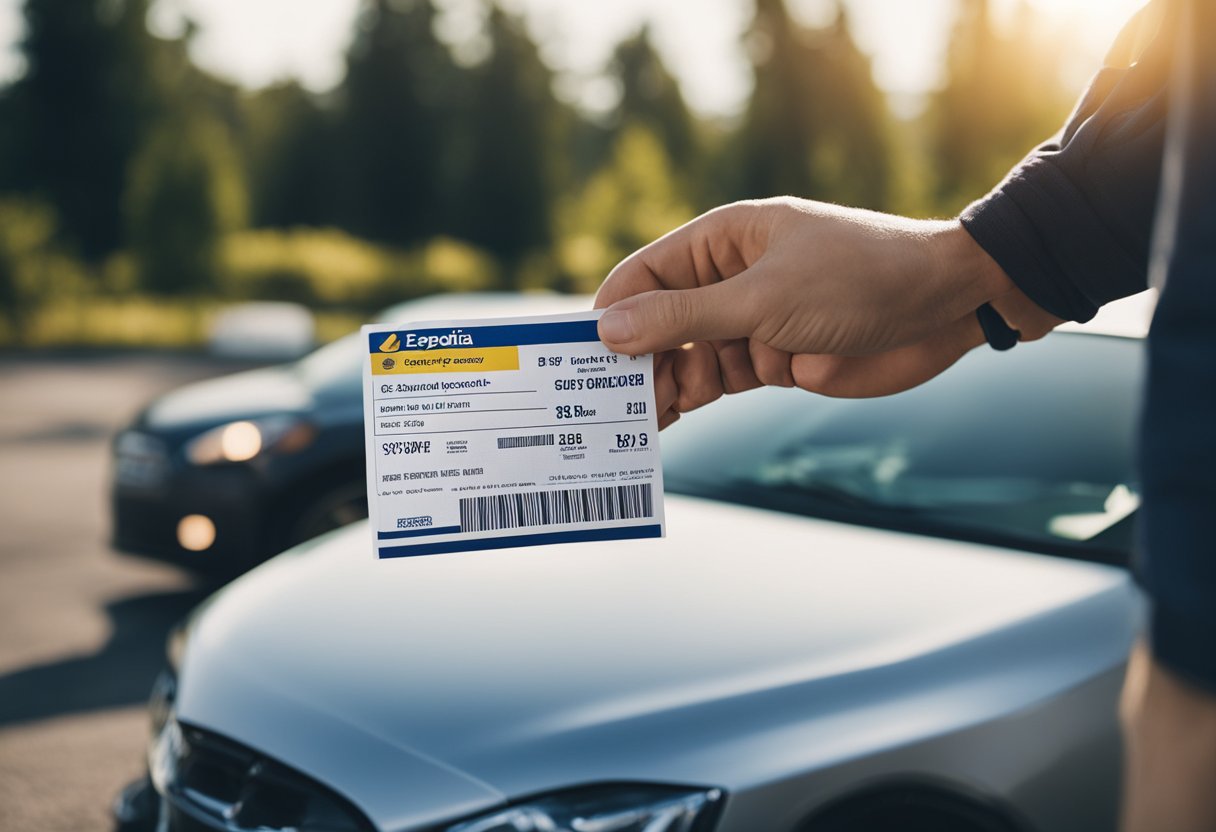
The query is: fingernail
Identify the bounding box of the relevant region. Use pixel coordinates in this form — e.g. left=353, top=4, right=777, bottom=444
left=598, top=309, right=635, bottom=343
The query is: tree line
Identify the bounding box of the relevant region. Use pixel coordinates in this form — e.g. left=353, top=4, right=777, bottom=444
left=0, top=0, right=1075, bottom=326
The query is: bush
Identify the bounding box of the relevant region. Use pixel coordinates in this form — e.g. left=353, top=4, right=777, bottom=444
left=556, top=124, right=693, bottom=293
left=0, top=196, right=92, bottom=342
left=219, top=228, right=499, bottom=311
left=124, top=115, right=249, bottom=295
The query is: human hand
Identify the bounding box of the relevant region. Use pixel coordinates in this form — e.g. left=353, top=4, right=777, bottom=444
left=594, top=197, right=1062, bottom=427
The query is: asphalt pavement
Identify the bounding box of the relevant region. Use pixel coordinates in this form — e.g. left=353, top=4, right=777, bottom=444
left=0, top=352, right=252, bottom=830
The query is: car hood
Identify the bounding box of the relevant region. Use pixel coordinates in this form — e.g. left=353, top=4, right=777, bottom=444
left=175, top=496, right=1137, bottom=830
left=140, top=365, right=313, bottom=432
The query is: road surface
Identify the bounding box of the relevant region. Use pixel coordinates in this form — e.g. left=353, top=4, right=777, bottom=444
left=0, top=352, right=252, bottom=830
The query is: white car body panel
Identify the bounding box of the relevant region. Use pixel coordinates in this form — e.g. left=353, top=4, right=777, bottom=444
left=176, top=495, right=1140, bottom=831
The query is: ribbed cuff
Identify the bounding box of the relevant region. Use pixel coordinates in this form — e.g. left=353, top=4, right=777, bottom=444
left=961, top=157, right=1146, bottom=322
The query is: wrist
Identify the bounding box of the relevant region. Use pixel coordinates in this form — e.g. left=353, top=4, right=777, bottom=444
left=927, top=221, right=1015, bottom=320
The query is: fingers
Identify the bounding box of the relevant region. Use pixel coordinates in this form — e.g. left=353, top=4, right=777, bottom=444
left=673, top=342, right=724, bottom=412
left=653, top=343, right=733, bottom=420
left=652, top=338, right=755, bottom=425
left=594, top=219, right=706, bottom=309
left=594, top=203, right=760, bottom=310
left=650, top=311, right=983, bottom=419
left=989, top=286, right=1066, bottom=342
left=712, top=339, right=762, bottom=394
left=653, top=352, right=677, bottom=414
left=598, top=279, right=757, bottom=355
left=791, top=313, right=985, bottom=398
left=749, top=341, right=794, bottom=387
left=596, top=204, right=767, bottom=354
left=593, top=220, right=708, bottom=311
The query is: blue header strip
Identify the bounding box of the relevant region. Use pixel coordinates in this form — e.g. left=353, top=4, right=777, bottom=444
left=370, top=319, right=599, bottom=354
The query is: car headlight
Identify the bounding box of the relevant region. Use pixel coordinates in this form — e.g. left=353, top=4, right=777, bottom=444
left=147, top=667, right=177, bottom=739
left=148, top=624, right=184, bottom=742
left=184, top=416, right=315, bottom=465
left=446, top=785, right=722, bottom=832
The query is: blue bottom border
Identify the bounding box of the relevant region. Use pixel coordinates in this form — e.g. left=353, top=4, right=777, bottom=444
left=378, top=525, right=461, bottom=540
left=377, top=523, right=662, bottom=558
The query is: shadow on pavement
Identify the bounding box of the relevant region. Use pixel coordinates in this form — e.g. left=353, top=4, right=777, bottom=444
left=0, top=585, right=216, bottom=729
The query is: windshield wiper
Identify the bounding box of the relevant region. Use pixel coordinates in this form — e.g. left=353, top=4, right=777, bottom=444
left=670, top=476, right=912, bottom=515
left=757, top=479, right=880, bottom=510
left=664, top=476, right=1130, bottom=566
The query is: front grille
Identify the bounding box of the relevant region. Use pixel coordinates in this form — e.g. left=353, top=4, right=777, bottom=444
left=114, top=431, right=170, bottom=488
left=160, top=722, right=373, bottom=832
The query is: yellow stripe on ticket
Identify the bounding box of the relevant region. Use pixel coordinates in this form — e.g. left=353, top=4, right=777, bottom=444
left=371, top=346, right=520, bottom=375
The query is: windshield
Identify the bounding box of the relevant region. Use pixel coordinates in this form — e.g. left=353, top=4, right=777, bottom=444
left=662, top=333, right=1143, bottom=563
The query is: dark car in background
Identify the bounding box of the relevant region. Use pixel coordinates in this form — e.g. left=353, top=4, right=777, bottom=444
left=111, top=292, right=589, bottom=576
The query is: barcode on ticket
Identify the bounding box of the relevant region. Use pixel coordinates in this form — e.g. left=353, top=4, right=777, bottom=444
left=460, top=484, right=653, bottom=533
left=496, top=433, right=555, bottom=449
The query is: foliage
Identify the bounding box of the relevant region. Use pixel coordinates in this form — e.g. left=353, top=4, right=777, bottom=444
left=733, top=0, right=891, bottom=209
left=452, top=6, right=565, bottom=269
left=124, top=114, right=249, bottom=295
left=0, top=197, right=90, bottom=340
left=557, top=125, right=694, bottom=293
left=220, top=228, right=498, bottom=310
left=2, top=0, right=172, bottom=259
left=241, top=82, right=337, bottom=229
left=5, top=294, right=364, bottom=350
left=611, top=27, right=698, bottom=181
left=0, top=0, right=1086, bottom=349
left=928, top=0, right=1074, bottom=212
left=336, top=0, right=460, bottom=248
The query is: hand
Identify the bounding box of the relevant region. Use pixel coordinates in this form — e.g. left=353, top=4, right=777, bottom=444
left=594, top=197, right=1062, bottom=427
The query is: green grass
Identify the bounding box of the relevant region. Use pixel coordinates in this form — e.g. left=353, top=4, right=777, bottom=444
left=3, top=296, right=364, bottom=350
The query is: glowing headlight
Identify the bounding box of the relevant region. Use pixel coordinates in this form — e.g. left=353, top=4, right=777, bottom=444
left=446, top=785, right=722, bottom=832
left=185, top=416, right=314, bottom=465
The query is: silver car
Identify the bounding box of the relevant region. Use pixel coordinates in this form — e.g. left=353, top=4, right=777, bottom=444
left=116, top=295, right=1152, bottom=832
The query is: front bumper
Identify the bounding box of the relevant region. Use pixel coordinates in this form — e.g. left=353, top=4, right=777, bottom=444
left=111, top=468, right=270, bottom=576
left=114, top=721, right=375, bottom=832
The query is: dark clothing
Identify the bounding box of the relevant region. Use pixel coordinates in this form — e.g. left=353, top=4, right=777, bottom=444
left=961, top=0, right=1172, bottom=322
left=962, top=0, right=1216, bottom=693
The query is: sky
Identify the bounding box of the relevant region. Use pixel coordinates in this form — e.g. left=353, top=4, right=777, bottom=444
left=0, top=0, right=1145, bottom=118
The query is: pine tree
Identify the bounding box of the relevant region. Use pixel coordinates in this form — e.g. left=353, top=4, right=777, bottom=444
left=5, top=0, right=171, bottom=259
left=455, top=6, right=564, bottom=271
left=733, top=0, right=891, bottom=209
left=928, top=0, right=1072, bottom=211
left=611, top=27, right=697, bottom=175
left=243, top=83, right=337, bottom=229
left=811, top=6, right=890, bottom=209
left=736, top=0, right=822, bottom=200
left=124, top=114, right=248, bottom=294
left=337, top=0, right=458, bottom=247
left=558, top=125, right=693, bottom=293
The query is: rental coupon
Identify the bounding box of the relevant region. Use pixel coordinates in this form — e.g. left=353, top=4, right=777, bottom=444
left=362, top=310, right=665, bottom=558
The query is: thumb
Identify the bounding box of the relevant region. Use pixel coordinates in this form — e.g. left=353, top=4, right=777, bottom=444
left=597, top=281, right=755, bottom=354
